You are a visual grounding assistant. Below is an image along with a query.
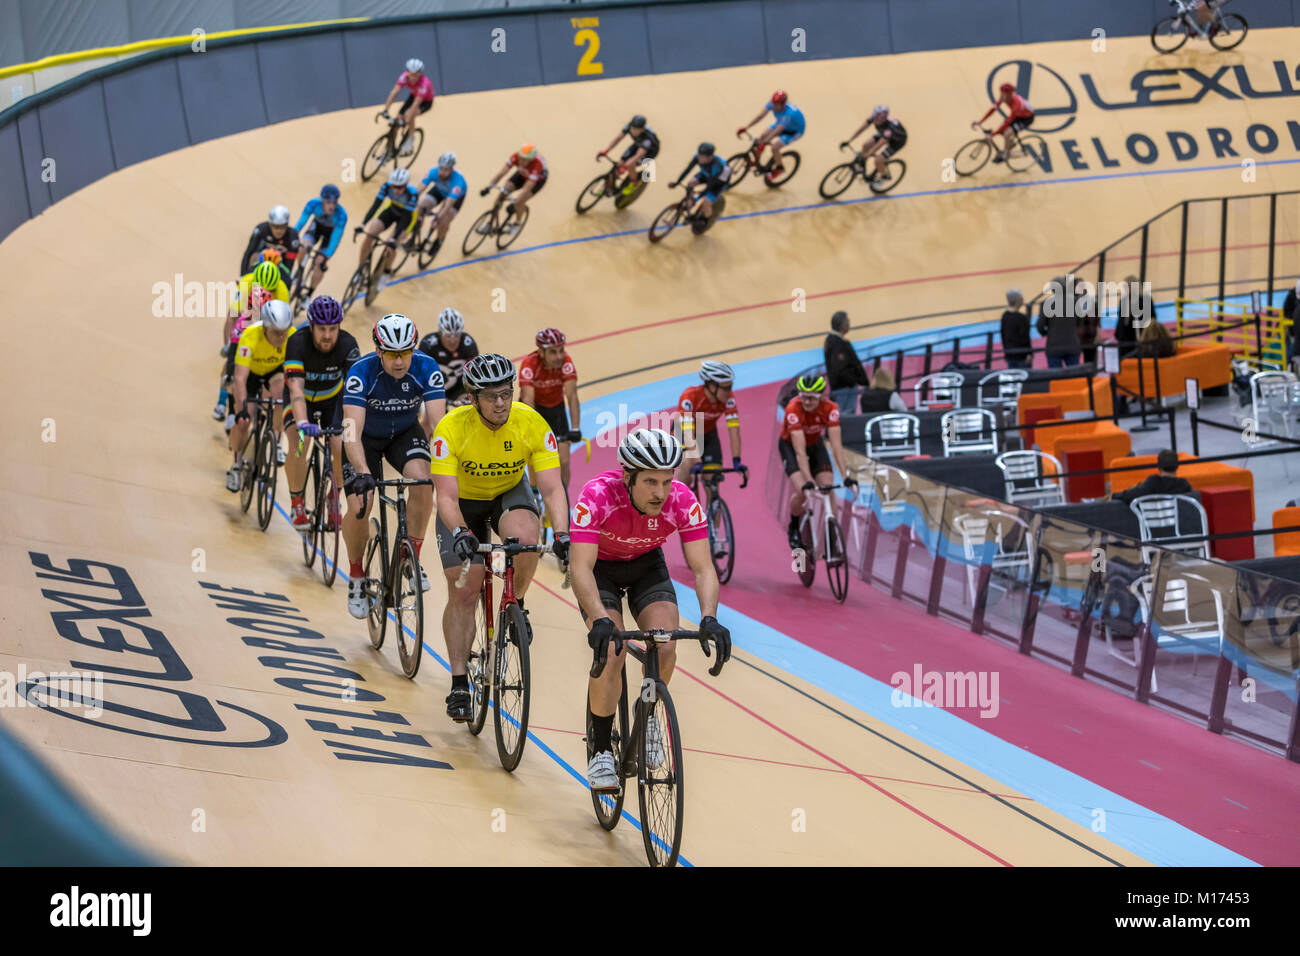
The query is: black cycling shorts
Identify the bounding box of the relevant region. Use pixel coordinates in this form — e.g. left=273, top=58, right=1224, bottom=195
left=283, top=397, right=343, bottom=430
left=592, top=547, right=677, bottom=620
left=536, top=401, right=570, bottom=440
left=401, top=94, right=433, bottom=116
left=778, top=436, right=832, bottom=476
left=1010, top=115, right=1034, bottom=132
left=433, top=477, right=539, bottom=570
left=873, top=132, right=906, bottom=158
left=508, top=171, right=547, bottom=195
left=342, top=423, right=430, bottom=492
left=375, top=205, right=415, bottom=233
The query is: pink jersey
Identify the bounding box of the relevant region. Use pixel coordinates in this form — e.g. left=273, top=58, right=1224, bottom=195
left=397, top=70, right=435, bottom=101
left=570, top=470, right=707, bottom=561
left=229, top=310, right=255, bottom=345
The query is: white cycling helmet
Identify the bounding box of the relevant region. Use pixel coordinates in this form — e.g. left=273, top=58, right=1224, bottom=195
left=871, top=105, right=889, bottom=119
left=406, top=58, right=424, bottom=74
left=618, top=428, right=683, bottom=472
left=268, top=205, right=290, bottom=226
left=437, top=308, right=465, bottom=334
left=373, top=313, right=418, bottom=351
left=388, top=167, right=410, bottom=188
left=463, top=353, right=517, bottom=391
left=699, top=359, right=735, bottom=386
left=438, top=151, right=456, bottom=168
left=260, top=299, right=293, bottom=332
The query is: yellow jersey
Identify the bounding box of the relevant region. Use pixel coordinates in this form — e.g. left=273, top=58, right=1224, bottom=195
left=235, top=322, right=295, bottom=377
left=234, top=272, right=290, bottom=311
left=431, top=402, right=560, bottom=500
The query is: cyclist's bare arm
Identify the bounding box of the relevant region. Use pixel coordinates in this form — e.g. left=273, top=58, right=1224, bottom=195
left=827, top=425, right=850, bottom=478
left=343, top=406, right=369, bottom=473
left=567, top=541, right=605, bottom=623
left=740, top=109, right=768, bottom=131
left=727, top=423, right=742, bottom=460
left=382, top=85, right=402, bottom=111
left=536, top=467, right=569, bottom=533
left=421, top=397, right=446, bottom=439
left=599, top=131, right=624, bottom=155
left=681, top=537, right=720, bottom=616
left=519, top=383, right=536, bottom=408
left=563, top=379, right=581, bottom=434
left=289, top=377, right=308, bottom=424
left=433, top=473, right=467, bottom=531
left=232, top=365, right=251, bottom=411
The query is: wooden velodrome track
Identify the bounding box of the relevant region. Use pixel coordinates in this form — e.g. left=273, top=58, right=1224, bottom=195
left=3, top=32, right=1298, bottom=865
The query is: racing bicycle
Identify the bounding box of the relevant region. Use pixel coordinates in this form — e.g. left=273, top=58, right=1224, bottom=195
left=237, top=395, right=285, bottom=532
left=297, top=410, right=345, bottom=587
left=726, top=129, right=800, bottom=188
left=576, top=154, right=651, bottom=214
left=361, top=111, right=424, bottom=183
left=648, top=183, right=726, bottom=243
left=361, top=477, right=434, bottom=679
left=794, top=482, right=851, bottom=603
left=953, top=123, right=1047, bottom=177
left=341, top=228, right=400, bottom=314
left=1151, top=0, right=1246, bottom=52
left=462, top=186, right=530, bottom=255
left=688, top=463, right=748, bottom=585
left=819, top=144, right=907, bottom=199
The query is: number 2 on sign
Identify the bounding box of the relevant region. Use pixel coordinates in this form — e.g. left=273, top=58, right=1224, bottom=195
left=574, top=27, right=603, bottom=75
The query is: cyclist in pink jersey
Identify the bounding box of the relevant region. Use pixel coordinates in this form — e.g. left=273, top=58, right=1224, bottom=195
left=568, top=428, right=732, bottom=791
left=381, top=57, right=436, bottom=157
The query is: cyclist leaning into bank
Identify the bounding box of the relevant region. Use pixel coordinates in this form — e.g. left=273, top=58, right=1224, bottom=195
left=668, top=142, right=731, bottom=224
left=596, top=114, right=660, bottom=182
left=841, top=105, right=907, bottom=184
left=340, top=313, right=446, bottom=618
left=431, top=353, right=570, bottom=723
left=674, top=360, right=744, bottom=502
left=357, top=168, right=421, bottom=280
left=294, top=185, right=347, bottom=301
left=239, top=205, right=300, bottom=277
left=381, top=58, right=436, bottom=157
left=225, top=299, right=296, bottom=493
left=283, top=295, right=360, bottom=532
left=478, top=143, right=547, bottom=230
left=568, top=428, right=732, bottom=791
left=973, top=82, right=1035, bottom=163
left=519, top=328, right=581, bottom=490
left=413, top=152, right=467, bottom=263
left=778, top=374, right=857, bottom=550
left=736, top=89, right=805, bottom=183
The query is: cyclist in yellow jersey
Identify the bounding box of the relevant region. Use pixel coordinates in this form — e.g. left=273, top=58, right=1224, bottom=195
left=226, top=300, right=296, bottom=492
left=431, top=352, right=571, bottom=722
left=221, top=260, right=289, bottom=354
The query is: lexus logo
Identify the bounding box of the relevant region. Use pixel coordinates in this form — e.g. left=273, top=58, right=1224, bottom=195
left=987, top=59, right=1078, bottom=133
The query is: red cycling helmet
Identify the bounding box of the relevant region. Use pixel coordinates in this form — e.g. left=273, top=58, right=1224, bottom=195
left=1000, top=82, right=1016, bottom=94
left=771, top=89, right=788, bottom=107
left=535, top=327, right=566, bottom=348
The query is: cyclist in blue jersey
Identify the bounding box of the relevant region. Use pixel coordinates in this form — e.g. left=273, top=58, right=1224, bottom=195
left=668, top=142, right=732, bottom=228
left=413, top=151, right=467, bottom=264
left=357, top=168, right=420, bottom=282
left=736, top=89, right=805, bottom=183
left=294, top=185, right=348, bottom=300
left=340, top=313, right=447, bottom=617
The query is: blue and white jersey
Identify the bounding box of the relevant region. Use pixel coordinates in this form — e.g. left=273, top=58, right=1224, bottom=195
left=343, top=351, right=446, bottom=440
left=767, top=102, right=806, bottom=135
left=295, top=199, right=348, bottom=257
left=421, top=168, right=468, bottom=202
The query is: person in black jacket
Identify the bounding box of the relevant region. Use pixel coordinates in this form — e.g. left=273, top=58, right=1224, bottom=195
left=1037, top=274, right=1083, bottom=368
left=1000, top=289, right=1032, bottom=368
left=1114, top=274, right=1142, bottom=359
left=1113, top=450, right=1196, bottom=504
left=824, top=311, right=869, bottom=412
left=859, top=367, right=908, bottom=413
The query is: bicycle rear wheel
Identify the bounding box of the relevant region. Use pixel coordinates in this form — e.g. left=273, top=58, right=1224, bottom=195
left=575, top=173, right=608, bottom=214
left=648, top=203, right=683, bottom=243
left=255, top=427, right=278, bottom=532
left=953, top=138, right=992, bottom=177
left=467, top=586, right=491, bottom=736
left=636, top=682, right=685, bottom=868
left=763, top=149, right=800, bottom=187
left=493, top=602, right=531, bottom=772
left=364, top=518, right=387, bottom=651
left=613, top=176, right=647, bottom=210
left=394, top=537, right=424, bottom=679
left=587, top=670, right=628, bottom=830
left=725, top=152, right=751, bottom=187
left=462, top=211, right=495, bottom=255
left=1151, top=16, right=1189, bottom=52
left=1209, top=14, right=1247, bottom=50
left=318, top=463, right=340, bottom=587
left=415, top=216, right=441, bottom=269
left=1005, top=134, right=1048, bottom=173
left=825, top=517, right=850, bottom=604
left=361, top=132, right=391, bottom=182
left=818, top=162, right=858, bottom=200
left=868, top=158, right=907, bottom=194
left=496, top=205, right=529, bottom=250
left=341, top=267, right=366, bottom=315
left=797, top=518, right=817, bottom=587
left=238, top=423, right=257, bottom=514
left=709, top=496, right=736, bottom=584
left=399, top=127, right=424, bottom=168
left=301, top=451, right=320, bottom=568
left=388, top=232, right=414, bottom=274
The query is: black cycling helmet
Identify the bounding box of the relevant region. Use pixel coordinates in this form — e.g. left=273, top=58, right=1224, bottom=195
left=697, top=141, right=715, bottom=158
left=630, top=114, right=646, bottom=129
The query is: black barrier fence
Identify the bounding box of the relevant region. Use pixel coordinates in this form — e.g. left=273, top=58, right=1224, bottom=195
left=762, top=437, right=1300, bottom=761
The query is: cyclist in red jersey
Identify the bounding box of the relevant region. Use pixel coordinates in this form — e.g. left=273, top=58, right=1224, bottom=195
left=778, top=374, right=857, bottom=549
left=478, top=143, right=547, bottom=235
left=974, top=82, right=1035, bottom=163
left=519, top=328, right=581, bottom=488
left=381, top=58, right=436, bottom=157
left=674, top=359, right=745, bottom=499
left=568, top=428, right=731, bottom=791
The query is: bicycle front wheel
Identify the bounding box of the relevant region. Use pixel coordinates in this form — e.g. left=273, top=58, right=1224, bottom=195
left=613, top=176, right=647, bottom=210
left=587, top=671, right=628, bottom=830
left=361, top=132, right=391, bottom=182
left=496, top=205, right=529, bottom=250
left=238, top=424, right=257, bottom=514
left=255, top=427, right=278, bottom=532
left=1005, top=134, right=1048, bottom=173
left=1151, top=16, right=1189, bottom=52
left=341, top=267, right=366, bottom=315
left=493, top=602, right=531, bottom=772
left=797, top=518, right=817, bottom=588
left=415, top=217, right=440, bottom=269
left=636, top=682, right=685, bottom=868
left=709, top=496, right=736, bottom=584
left=1209, top=14, right=1247, bottom=50
left=318, top=461, right=340, bottom=587
left=363, top=518, right=387, bottom=651
left=301, top=450, right=320, bottom=568
left=764, top=149, right=800, bottom=188
left=467, top=585, right=491, bottom=736
left=394, top=538, right=424, bottom=679
left=819, top=162, right=859, bottom=200
left=954, top=139, right=992, bottom=177
left=825, top=517, right=850, bottom=604
left=868, top=158, right=907, bottom=194
left=648, top=202, right=683, bottom=243
left=575, top=173, right=608, bottom=214
left=725, top=152, right=751, bottom=187
left=462, top=211, right=495, bottom=256
left=388, top=232, right=414, bottom=274
left=399, top=127, right=424, bottom=169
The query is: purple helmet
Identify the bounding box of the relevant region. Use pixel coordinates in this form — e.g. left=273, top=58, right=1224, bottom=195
left=307, top=295, right=344, bottom=325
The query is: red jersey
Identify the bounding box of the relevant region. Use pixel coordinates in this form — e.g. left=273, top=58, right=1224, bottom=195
left=677, top=385, right=739, bottom=433
left=981, top=93, right=1032, bottom=122
left=509, top=153, right=548, bottom=182
left=519, top=351, right=576, bottom=407
left=780, top=397, right=840, bottom=443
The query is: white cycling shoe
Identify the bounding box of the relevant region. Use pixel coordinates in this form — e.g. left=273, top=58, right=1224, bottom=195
left=225, top=466, right=242, bottom=493
left=347, top=578, right=368, bottom=619
left=587, top=751, right=619, bottom=791
left=211, top=403, right=226, bottom=421
left=275, top=445, right=287, bottom=465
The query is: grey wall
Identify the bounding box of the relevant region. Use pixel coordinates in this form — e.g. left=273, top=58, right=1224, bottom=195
left=3, top=0, right=1300, bottom=242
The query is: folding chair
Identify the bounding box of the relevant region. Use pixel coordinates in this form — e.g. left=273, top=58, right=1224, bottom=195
left=940, top=408, right=998, bottom=457
left=865, top=413, right=921, bottom=460
left=913, top=372, right=964, bottom=410
left=994, top=450, right=1063, bottom=507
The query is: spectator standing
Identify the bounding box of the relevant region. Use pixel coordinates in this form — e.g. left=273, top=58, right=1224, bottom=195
left=824, top=310, right=869, bottom=413
left=999, top=289, right=1032, bottom=369
left=1114, top=274, right=1142, bottom=359
left=1037, top=275, right=1082, bottom=368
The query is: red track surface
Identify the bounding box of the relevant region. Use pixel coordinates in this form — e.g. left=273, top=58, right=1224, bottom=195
left=570, top=380, right=1300, bottom=865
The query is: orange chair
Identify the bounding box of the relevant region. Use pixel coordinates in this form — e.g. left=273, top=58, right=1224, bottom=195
left=1113, top=340, right=1231, bottom=399
left=1035, top=419, right=1132, bottom=471
left=1273, top=507, right=1300, bottom=557
left=1108, top=453, right=1256, bottom=520
left=1049, top=374, right=1114, bottom=418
